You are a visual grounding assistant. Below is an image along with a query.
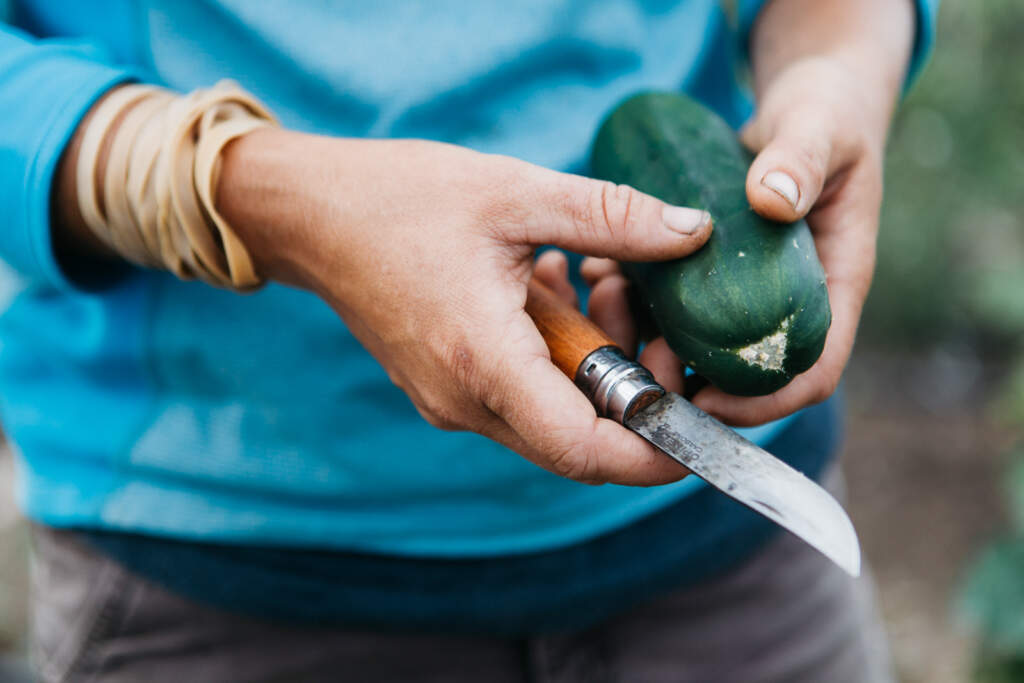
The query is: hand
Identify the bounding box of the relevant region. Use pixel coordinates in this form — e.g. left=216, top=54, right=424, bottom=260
left=580, top=56, right=895, bottom=427
left=698, top=57, right=887, bottom=425
left=218, top=131, right=711, bottom=485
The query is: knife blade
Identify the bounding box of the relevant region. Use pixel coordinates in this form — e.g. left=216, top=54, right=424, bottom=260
left=525, top=279, right=861, bottom=577
left=628, top=392, right=860, bottom=576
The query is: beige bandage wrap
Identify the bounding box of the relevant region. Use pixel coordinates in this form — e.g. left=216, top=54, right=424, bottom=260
left=75, top=81, right=278, bottom=290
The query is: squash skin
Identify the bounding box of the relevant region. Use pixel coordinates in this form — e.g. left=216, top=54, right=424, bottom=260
left=589, top=92, right=831, bottom=396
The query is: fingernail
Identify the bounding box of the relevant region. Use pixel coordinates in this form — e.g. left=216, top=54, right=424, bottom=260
left=662, top=206, right=710, bottom=235
left=761, top=171, right=800, bottom=210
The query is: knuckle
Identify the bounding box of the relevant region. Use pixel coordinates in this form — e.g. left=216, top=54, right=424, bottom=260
left=861, top=158, right=885, bottom=199
left=442, top=339, right=479, bottom=391
left=545, top=427, right=599, bottom=482
left=420, top=408, right=461, bottom=432
left=811, top=376, right=839, bottom=404
left=417, top=392, right=483, bottom=432
left=414, top=383, right=467, bottom=430
left=384, top=368, right=411, bottom=394
left=476, top=193, right=523, bottom=240
left=445, top=337, right=514, bottom=415
left=406, top=340, right=488, bottom=433
left=541, top=180, right=587, bottom=242
left=473, top=157, right=533, bottom=237
left=548, top=445, right=590, bottom=481
left=585, top=181, right=636, bottom=248
left=414, top=396, right=461, bottom=431
left=845, top=131, right=869, bottom=162
left=792, top=140, right=829, bottom=180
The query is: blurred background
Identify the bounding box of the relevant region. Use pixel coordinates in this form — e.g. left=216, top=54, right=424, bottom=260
left=1, top=2, right=1023, bottom=681
left=849, top=2, right=1024, bottom=681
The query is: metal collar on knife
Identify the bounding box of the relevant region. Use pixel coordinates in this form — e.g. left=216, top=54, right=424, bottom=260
left=527, top=279, right=861, bottom=578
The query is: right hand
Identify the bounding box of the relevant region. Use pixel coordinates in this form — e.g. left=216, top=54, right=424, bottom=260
left=218, top=130, right=712, bottom=485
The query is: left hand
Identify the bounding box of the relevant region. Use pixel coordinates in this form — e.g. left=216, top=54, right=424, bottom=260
left=550, top=56, right=892, bottom=427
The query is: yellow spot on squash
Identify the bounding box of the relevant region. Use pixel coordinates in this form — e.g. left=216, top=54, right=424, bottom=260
left=734, top=315, right=793, bottom=372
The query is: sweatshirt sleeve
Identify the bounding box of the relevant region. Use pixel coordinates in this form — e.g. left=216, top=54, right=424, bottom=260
left=738, top=0, right=941, bottom=93
left=0, top=22, right=138, bottom=290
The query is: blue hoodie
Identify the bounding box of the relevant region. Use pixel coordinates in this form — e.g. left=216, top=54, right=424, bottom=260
left=0, top=0, right=936, bottom=562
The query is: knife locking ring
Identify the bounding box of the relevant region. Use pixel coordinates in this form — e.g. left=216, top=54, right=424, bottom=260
left=574, top=346, right=665, bottom=424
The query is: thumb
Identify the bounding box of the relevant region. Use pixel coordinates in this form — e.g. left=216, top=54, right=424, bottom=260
left=511, top=165, right=712, bottom=261
left=743, top=109, right=835, bottom=222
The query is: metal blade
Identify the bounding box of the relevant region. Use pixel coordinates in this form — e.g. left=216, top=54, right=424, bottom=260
left=627, top=393, right=861, bottom=577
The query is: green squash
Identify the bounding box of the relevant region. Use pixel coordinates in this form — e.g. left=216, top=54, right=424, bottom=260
left=590, top=92, right=831, bottom=396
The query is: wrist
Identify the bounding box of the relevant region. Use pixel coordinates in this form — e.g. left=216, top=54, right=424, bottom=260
left=57, top=81, right=279, bottom=289
left=215, top=126, right=333, bottom=289
left=771, top=56, right=894, bottom=152
left=750, top=0, right=915, bottom=144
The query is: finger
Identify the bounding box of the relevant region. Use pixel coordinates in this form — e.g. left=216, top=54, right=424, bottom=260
left=513, top=165, right=712, bottom=261
left=693, top=186, right=875, bottom=426
left=692, top=254, right=861, bottom=426
left=637, top=337, right=685, bottom=395
left=533, top=250, right=578, bottom=307
left=580, top=257, right=620, bottom=288
left=691, top=314, right=848, bottom=427
left=483, top=317, right=689, bottom=486
left=739, top=120, right=766, bottom=153
left=587, top=273, right=636, bottom=355
left=744, top=109, right=837, bottom=222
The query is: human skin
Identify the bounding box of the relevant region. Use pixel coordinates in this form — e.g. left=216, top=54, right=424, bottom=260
left=54, top=95, right=713, bottom=488
left=571, top=0, right=916, bottom=427
left=53, top=0, right=914, bottom=487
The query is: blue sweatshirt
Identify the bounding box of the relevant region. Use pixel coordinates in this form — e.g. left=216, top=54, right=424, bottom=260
left=0, top=1, right=937, bottom=560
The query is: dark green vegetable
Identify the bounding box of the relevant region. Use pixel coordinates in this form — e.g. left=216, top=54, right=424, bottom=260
left=590, top=92, right=831, bottom=396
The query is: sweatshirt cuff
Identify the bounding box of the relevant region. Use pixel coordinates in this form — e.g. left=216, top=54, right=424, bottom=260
left=3, top=46, right=137, bottom=291
left=904, top=0, right=939, bottom=93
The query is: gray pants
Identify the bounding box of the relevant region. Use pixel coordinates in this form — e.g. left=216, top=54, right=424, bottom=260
left=29, top=487, right=892, bottom=683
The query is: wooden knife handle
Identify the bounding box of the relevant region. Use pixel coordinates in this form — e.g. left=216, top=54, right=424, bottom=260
left=525, top=278, right=665, bottom=423
left=524, top=278, right=617, bottom=378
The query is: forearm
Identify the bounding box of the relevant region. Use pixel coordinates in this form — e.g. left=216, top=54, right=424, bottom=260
left=750, top=0, right=916, bottom=143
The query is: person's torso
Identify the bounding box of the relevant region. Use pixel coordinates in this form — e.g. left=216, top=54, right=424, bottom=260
left=2, top=0, right=797, bottom=555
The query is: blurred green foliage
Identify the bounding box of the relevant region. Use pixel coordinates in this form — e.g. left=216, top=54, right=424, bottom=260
left=964, top=539, right=1024, bottom=655
left=910, top=3, right=1024, bottom=682
left=963, top=532, right=1024, bottom=682
left=867, top=0, right=1024, bottom=349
